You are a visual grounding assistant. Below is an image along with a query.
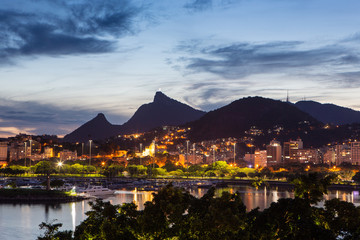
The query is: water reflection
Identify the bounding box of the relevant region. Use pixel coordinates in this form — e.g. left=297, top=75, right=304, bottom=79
left=1, top=186, right=360, bottom=240
left=71, top=202, right=76, bottom=231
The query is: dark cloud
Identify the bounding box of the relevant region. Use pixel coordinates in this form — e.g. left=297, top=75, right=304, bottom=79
left=0, top=0, right=143, bottom=64
left=0, top=98, right=128, bottom=136
left=184, top=0, right=213, bottom=12
left=184, top=81, right=250, bottom=111
left=184, top=0, right=239, bottom=12
left=177, top=40, right=360, bottom=82
left=337, top=71, right=360, bottom=87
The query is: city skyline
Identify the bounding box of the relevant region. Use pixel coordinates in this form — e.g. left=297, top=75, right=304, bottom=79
left=1, top=0, right=360, bottom=137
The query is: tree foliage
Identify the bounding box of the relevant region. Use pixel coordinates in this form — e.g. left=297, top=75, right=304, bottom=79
left=292, top=173, right=335, bottom=204
left=39, top=174, right=360, bottom=240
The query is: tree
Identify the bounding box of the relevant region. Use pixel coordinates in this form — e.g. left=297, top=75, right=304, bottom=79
left=34, top=161, right=56, bottom=190
left=162, top=160, right=182, bottom=172
left=74, top=200, right=138, bottom=240
left=139, top=184, right=194, bottom=239
left=34, top=161, right=55, bottom=175
left=38, top=220, right=72, bottom=240
left=292, top=173, right=335, bottom=204
left=236, top=172, right=247, bottom=179
left=352, top=171, right=360, bottom=183
left=69, top=164, right=85, bottom=174
left=325, top=198, right=360, bottom=238
left=249, top=198, right=334, bottom=239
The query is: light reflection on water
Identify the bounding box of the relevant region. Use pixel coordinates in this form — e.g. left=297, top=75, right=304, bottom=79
left=1, top=186, right=360, bottom=240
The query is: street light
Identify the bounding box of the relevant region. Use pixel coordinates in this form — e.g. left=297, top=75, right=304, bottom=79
left=233, top=142, right=236, bottom=165
left=24, top=142, right=27, bottom=167
left=153, top=139, right=156, bottom=169
left=57, top=161, right=63, bottom=173
left=186, top=140, right=190, bottom=167
left=193, top=143, right=196, bottom=165
left=29, top=139, right=32, bottom=168
left=82, top=143, right=84, bottom=157
left=140, top=143, right=143, bottom=165
left=213, top=146, right=216, bottom=163
left=89, top=140, right=92, bottom=166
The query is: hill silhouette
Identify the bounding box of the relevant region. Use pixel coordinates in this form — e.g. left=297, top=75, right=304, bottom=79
left=63, top=113, right=121, bottom=142
left=295, top=101, right=360, bottom=125
left=187, top=97, right=320, bottom=141
left=120, top=91, right=205, bottom=134
left=63, top=92, right=205, bottom=142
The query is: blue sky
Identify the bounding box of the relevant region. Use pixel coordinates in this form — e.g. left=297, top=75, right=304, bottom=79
left=1, top=0, right=360, bottom=137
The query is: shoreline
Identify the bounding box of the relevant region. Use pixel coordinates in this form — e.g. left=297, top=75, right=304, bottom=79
left=0, top=188, right=88, bottom=204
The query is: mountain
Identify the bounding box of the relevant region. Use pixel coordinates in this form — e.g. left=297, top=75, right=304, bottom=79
left=63, top=92, right=206, bottom=142
left=295, top=101, right=360, bottom=125
left=120, top=91, right=206, bottom=134
left=63, top=113, right=121, bottom=142
left=187, top=96, right=320, bottom=141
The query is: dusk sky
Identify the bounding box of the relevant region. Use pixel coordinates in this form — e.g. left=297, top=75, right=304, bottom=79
left=1, top=0, right=360, bottom=137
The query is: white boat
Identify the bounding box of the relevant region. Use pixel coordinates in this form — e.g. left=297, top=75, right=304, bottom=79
left=79, top=186, right=115, bottom=196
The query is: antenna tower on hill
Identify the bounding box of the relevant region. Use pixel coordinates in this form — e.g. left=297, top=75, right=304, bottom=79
left=286, top=90, right=290, bottom=103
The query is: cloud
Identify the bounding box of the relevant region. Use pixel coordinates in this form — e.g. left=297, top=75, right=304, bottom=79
left=0, top=98, right=128, bottom=137
left=0, top=127, right=36, bottom=138
left=184, top=0, right=239, bottom=12
left=337, top=71, right=360, bottom=87
left=0, top=0, right=143, bottom=64
left=184, top=0, right=213, bottom=11
left=176, top=40, right=360, bottom=84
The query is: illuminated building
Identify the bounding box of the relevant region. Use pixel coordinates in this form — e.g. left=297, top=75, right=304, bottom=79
left=283, top=138, right=303, bottom=163
left=351, top=142, right=360, bottom=165
left=244, top=153, right=255, bottom=165
left=59, top=150, right=77, bottom=161
left=323, top=148, right=336, bottom=165
left=254, top=150, right=267, bottom=167
left=266, top=140, right=282, bottom=166
left=295, top=149, right=319, bottom=164
left=9, top=142, right=30, bottom=161
left=335, top=144, right=351, bottom=165
left=44, top=147, right=54, bottom=158
left=142, top=142, right=155, bottom=157
left=0, top=142, right=8, bottom=163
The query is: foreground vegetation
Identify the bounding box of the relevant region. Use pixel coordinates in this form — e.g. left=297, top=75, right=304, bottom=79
left=38, top=173, right=360, bottom=240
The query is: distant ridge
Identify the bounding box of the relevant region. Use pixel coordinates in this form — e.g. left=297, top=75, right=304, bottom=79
left=295, top=101, right=360, bottom=125
left=187, top=96, right=320, bottom=141
left=120, top=91, right=206, bottom=134
left=63, top=113, right=121, bottom=142
left=63, top=92, right=206, bottom=142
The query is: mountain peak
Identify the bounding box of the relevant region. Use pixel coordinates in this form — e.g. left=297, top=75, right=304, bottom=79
left=153, top=91, right=171, bottom=103
left=96, top=113, right=105, bottom=118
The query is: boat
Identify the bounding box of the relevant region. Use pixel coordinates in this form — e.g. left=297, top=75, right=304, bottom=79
left=78, top=186, right=115, bottom=196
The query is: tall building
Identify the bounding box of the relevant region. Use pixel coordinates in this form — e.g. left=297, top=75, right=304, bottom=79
left=351, top=142, right=360, bottom=165
left=0, top=142, right=8, bottom=162
left=244, top=153, right=255, bottom=166
left=323, top=148, right=336, bottom=165
left=266, top=140, right=282, bottom=166
left=254, top=150, right=267, bottom=168
left=283, top=138, right=303, bottom=163
left=335, top=144, right=351, bottom=165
